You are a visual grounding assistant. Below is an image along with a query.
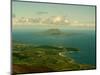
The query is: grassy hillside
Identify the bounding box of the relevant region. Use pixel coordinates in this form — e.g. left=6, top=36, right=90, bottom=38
left=12, top=42, right=96, bottom=74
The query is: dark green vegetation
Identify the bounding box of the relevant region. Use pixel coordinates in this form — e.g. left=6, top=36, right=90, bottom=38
left=12, top=42, right=96, bottom=74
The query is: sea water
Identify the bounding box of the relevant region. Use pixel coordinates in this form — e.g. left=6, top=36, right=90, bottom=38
left=12, top=26, right=96, bottom=65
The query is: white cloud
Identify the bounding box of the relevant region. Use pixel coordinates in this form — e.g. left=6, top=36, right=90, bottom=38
left=12, top=16, right=95, bottom=28
left=73, top=20, right=79, bottom=24
left=64, top=19, right=69, bottom=23
left=12, top=16, right=70, bottom=25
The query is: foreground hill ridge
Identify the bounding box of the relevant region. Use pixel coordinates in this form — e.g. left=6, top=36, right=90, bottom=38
left=12, top=43, right=95, bottom=74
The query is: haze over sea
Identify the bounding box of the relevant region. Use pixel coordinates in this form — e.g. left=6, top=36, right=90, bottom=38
left=12, top=25, right=96, bottom=65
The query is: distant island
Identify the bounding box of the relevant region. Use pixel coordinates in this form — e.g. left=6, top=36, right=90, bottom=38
left=45, top=29, right=63, bottom=35
left=39, top=28, right=80, bottom=36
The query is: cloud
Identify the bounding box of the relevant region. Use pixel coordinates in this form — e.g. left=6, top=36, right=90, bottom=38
left=12, top=16, right=95, bottom=28
left=36, top=11, right=48, bottom=15
left=73, top=20, right=79, bottom=24
left=12, top=16, right=71, bottom=25
left=64, top=19, right=69, bottom=23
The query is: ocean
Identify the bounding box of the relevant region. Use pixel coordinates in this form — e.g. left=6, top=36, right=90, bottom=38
left=12, top=26, right=96, bottom=65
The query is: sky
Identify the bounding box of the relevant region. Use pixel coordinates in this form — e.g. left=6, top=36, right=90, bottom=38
left=12, top=1, right=96, bottom=28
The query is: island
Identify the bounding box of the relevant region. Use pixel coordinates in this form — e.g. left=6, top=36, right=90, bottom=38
left=12, top=42, right=95, bottom=75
